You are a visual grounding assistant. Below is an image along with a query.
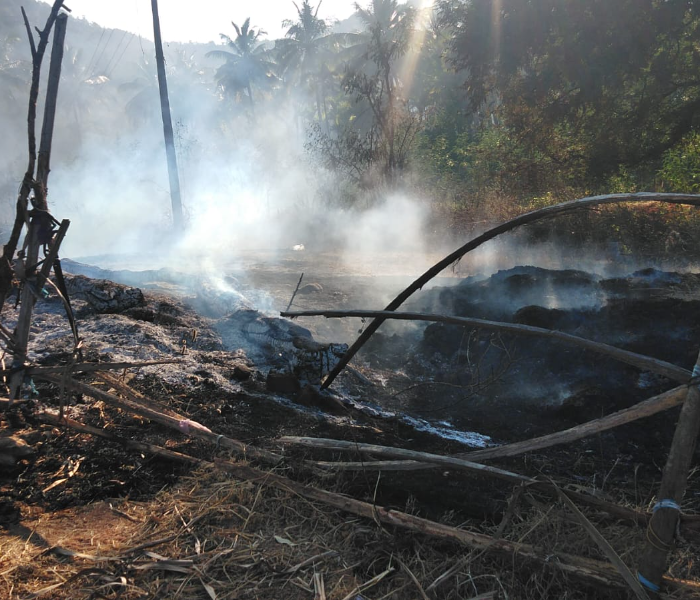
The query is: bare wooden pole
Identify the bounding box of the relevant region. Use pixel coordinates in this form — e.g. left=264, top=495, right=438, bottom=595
left=283, top=309, right=691, bottom=383
left=636, top=353, right=700, bottom=594
left=151, top=0, right=184, bottom=231
left=317, top=193, right=700, bottom=390
left=35, top=12, right=67, bottom=206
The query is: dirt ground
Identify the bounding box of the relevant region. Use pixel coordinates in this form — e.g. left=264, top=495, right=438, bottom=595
left=1, top=247, right=700, bottom=599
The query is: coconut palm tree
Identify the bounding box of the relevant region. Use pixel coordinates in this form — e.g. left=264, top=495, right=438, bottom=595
left=206, top=18, right=276, bottom=114
left=343, top=0, right=416, bottom=180
left=276, top=2, right=327, bottom=120
left=119, top=57, right=160, bottom=126
left=276, top=1, right=358, bottom=129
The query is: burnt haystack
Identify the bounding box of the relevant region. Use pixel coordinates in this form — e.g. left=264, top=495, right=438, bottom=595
left=412, top=266, right=700, bottom=418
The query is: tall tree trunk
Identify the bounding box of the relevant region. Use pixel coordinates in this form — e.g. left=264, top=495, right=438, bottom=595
left=384, top=63, right=396, bottom=185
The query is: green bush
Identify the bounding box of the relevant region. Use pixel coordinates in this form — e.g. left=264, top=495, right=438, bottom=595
left=659, top=133, right=700, bottom=192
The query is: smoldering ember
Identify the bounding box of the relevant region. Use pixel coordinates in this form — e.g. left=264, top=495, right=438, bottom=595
left=3, top=2, right=700, bottom=599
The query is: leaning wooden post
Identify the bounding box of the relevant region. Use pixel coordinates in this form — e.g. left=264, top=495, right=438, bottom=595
left=151, top=0, right=184, bottom=231
left=636, top=351, right=700, bottom=594
left=35, top=12, right=67, bottom=203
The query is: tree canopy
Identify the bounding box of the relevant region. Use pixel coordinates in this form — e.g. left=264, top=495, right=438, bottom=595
left=440, top=0, right=700, bottom=179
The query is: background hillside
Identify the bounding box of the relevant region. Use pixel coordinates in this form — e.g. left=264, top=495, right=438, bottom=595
left=2, top=0, right=700, bottom=261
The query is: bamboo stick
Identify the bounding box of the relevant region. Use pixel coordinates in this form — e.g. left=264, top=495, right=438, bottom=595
left=282, top=309, right=690, bottom=383
left=556, top=486, right=650, bottom=600
left=316, top=193, right=700, bottom=389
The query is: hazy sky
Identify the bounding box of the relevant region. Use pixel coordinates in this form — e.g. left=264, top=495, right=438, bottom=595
left=40, top=0, right=360, bottom=43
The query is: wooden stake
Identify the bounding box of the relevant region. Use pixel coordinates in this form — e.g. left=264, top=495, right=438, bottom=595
left=35, top=13, right=67, bottom=203
left=286, top=273, right=304, bottom=312
left=8, top=219, right=69, bottom=401
left=637, top=354, right=700, bottom=593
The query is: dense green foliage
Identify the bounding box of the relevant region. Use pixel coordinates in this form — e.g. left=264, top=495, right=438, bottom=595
left=438, top=0, right=700, bottom=193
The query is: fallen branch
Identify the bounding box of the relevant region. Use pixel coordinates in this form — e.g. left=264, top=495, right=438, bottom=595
left=0, top=359, right=183, bottom=376
left=315, top=192, right=700, bottom=389
left=278, top=434, right=700, bottom=531
left=37, top=374, right=281, bottom=464
left=213, top=459, right=699, bottom=595
left=96, top=371, right=181, bottom=415
left=282, top=310, right=690, bottom=384
left=307, top=385, right=688, bottom=470
left=279, top=436, right=535, bottom=484
left=38, top=412, right=204, bottom=467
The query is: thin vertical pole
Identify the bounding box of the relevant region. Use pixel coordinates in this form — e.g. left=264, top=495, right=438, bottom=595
left=35, top=12, right=67, bottom=205
left=151, top=0, right=184, bottom=231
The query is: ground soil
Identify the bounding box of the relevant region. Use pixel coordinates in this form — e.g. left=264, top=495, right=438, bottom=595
left=1, top=249, right=700, bottom=599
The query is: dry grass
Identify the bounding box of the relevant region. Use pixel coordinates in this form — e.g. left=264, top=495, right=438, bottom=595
left=3, top=457, right=698, bottom=600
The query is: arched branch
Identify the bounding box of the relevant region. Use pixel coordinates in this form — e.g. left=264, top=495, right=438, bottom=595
left=317, top=192, right=700, bottom=389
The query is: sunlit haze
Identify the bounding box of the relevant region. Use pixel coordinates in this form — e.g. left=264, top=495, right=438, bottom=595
left=41, top=0, right=360, bottom=42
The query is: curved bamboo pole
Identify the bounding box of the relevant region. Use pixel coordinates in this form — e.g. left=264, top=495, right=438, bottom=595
left=317, top=193, right=700, bottom=389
